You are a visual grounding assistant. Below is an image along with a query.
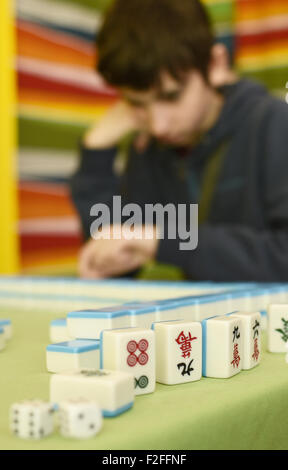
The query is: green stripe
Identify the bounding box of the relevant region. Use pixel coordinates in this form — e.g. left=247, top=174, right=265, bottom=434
left=206, top=2, right=235, bottom=24
left=239, top=67, right=288, bottom=93
left=19, top=117, right=86, bottom=150
left=55, top=0, right=112, bottom=12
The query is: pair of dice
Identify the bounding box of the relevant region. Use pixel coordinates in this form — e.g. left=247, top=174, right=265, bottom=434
left=10, top=399, right=103, bottom=439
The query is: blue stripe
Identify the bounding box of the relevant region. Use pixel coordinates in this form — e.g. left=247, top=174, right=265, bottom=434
left=0, top=291, right=128, bottom=304
left=0, top=319, right=11, bottom=326
left=51, top=318, right=66, bottom=327
left=201, top=315, right=218, bottom=377
left=225, top=311, right=239, bottom=317
left=0, top=327, right=4, bottom=334
left=67, top=309, right=130, bottom=319
left=102, top=401, right=133, bottom=417
left=202, top=319, right=207, bottom=377
left=152, top=319, right=184, bottom=327
left=46, top=339, right=100, bottom=354
left=99, top=330, right=104, bottom=369
left=0, top=276, right=260, bottom=289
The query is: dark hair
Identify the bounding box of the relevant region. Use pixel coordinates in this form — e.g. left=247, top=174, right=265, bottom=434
left=97, top=0, right=215, bottom=90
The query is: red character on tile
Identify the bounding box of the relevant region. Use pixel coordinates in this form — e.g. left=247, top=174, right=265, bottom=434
left=252, top=338, right=260, bottom=361
left=231, top=343, right=241, bottom=368
left=175, top=331, right=197, bottom=359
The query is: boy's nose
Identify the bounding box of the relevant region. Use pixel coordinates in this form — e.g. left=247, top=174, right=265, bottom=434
left=148, top=106, right=170, bottom=139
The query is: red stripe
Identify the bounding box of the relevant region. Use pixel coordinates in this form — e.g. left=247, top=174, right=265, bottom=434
left=237, top=29, right=288, bottom=47
left=18, top=71, right=117, bottom=99
left=20, top=233, right=82, bottom=251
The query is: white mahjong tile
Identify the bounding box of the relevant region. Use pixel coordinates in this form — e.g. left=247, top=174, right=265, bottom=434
left=202, top=315, right=243, bottom=378
left=124, top=304, right=157, bottom=328
left=67, top=306, right=131, bottom=340
left=50, top=369, right=134, bottom=417
left=46, top=339, right=100, bottom=373
left=244, top=288, right=270, bottom=312
left=0, top=328, right=6, bottom=351
left=156, top=298, right=197, bottom=322
left=49, top=318, right=72, bottom=343
left=268, top=304, right=288, bottom=352
left=228, top=311, right=261, bottom=369
left=100, top=328, right=155, bottom=395
left=154, top=302, right=185, bottom=322
left=226, top=292, right=251, bottom=312
left=196, top=294, right=231, bottom=321
left=152, top=321, right=202, bottom=385
left=0, top=319, right=12, bottom=340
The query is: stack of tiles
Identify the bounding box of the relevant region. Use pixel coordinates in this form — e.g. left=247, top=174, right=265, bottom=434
left=100, top=328, right=155, bottom=395
left=50, top=369, right=134, bottom=417
left=66, top=307, right=131, bottom=339
left=152, top=320, right=202, bottom=385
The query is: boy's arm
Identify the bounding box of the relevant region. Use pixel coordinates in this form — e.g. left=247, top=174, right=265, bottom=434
left=70, top=101, right=145, bottom=240
left=156, top=223, right=288, bottom=282
left=70, top=144, right=119, bottom=241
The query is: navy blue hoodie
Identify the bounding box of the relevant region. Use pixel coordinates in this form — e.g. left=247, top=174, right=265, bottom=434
left=70, top=79, right=288, bottom=281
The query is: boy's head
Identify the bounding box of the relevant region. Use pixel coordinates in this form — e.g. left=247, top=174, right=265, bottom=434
left=97, top=0, right=214, bottom=90
left=96, top=0, right=234, bottom=146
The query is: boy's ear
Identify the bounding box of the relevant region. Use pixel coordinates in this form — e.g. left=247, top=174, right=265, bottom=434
left=208, top=43, right=238, bottom=87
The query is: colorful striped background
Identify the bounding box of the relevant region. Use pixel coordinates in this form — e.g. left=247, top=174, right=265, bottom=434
left=17, top=0, right=288, bottom=275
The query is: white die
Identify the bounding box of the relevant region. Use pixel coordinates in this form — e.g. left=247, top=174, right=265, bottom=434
left=10, top=400, right=55, bottom=439
left=58, top=400, right=102, bottom=439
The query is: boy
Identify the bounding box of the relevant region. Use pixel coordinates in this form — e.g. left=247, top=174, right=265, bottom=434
left=70, top=0, right=288, bottom=281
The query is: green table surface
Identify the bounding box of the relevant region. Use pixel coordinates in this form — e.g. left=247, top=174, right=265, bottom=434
left=0, top=306, right=288, bottom=450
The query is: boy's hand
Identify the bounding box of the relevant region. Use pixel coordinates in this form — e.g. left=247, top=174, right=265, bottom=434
left=78, top=224, right=159, bottom=279
left=83, top=101, right=146, bottom=149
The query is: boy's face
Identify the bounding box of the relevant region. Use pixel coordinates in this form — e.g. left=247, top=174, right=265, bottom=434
left=121, top=69, right=223, bottom=147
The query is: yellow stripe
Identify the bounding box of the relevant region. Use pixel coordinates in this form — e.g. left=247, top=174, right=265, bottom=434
left=18, top=104, right=107, bottom=124
left=202, top=0, right=231, bottom=6
left=237, top=7, right=288, bottom=22
left=237, top=49, right=288, bottom=70
left=0, top=0, right=19, bottom=274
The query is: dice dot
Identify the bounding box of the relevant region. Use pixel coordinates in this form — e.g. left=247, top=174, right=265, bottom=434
left=78, top=413, right=84, bottom=420
left=89, top=423, right=95, bottom=429
left=39, top=428, right=44, bottom=436
left=13, top=419, right=18, bottom=424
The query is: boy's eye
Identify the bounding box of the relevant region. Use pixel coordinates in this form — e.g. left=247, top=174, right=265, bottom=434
left=126, top=99, right=146, bottom=108
left=158, top=91, right=182, bottom=102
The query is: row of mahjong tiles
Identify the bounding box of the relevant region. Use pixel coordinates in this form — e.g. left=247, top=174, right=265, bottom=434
left=0, top=277, right=287, bottom=317
left=1, top=277, right=288, bottom=450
